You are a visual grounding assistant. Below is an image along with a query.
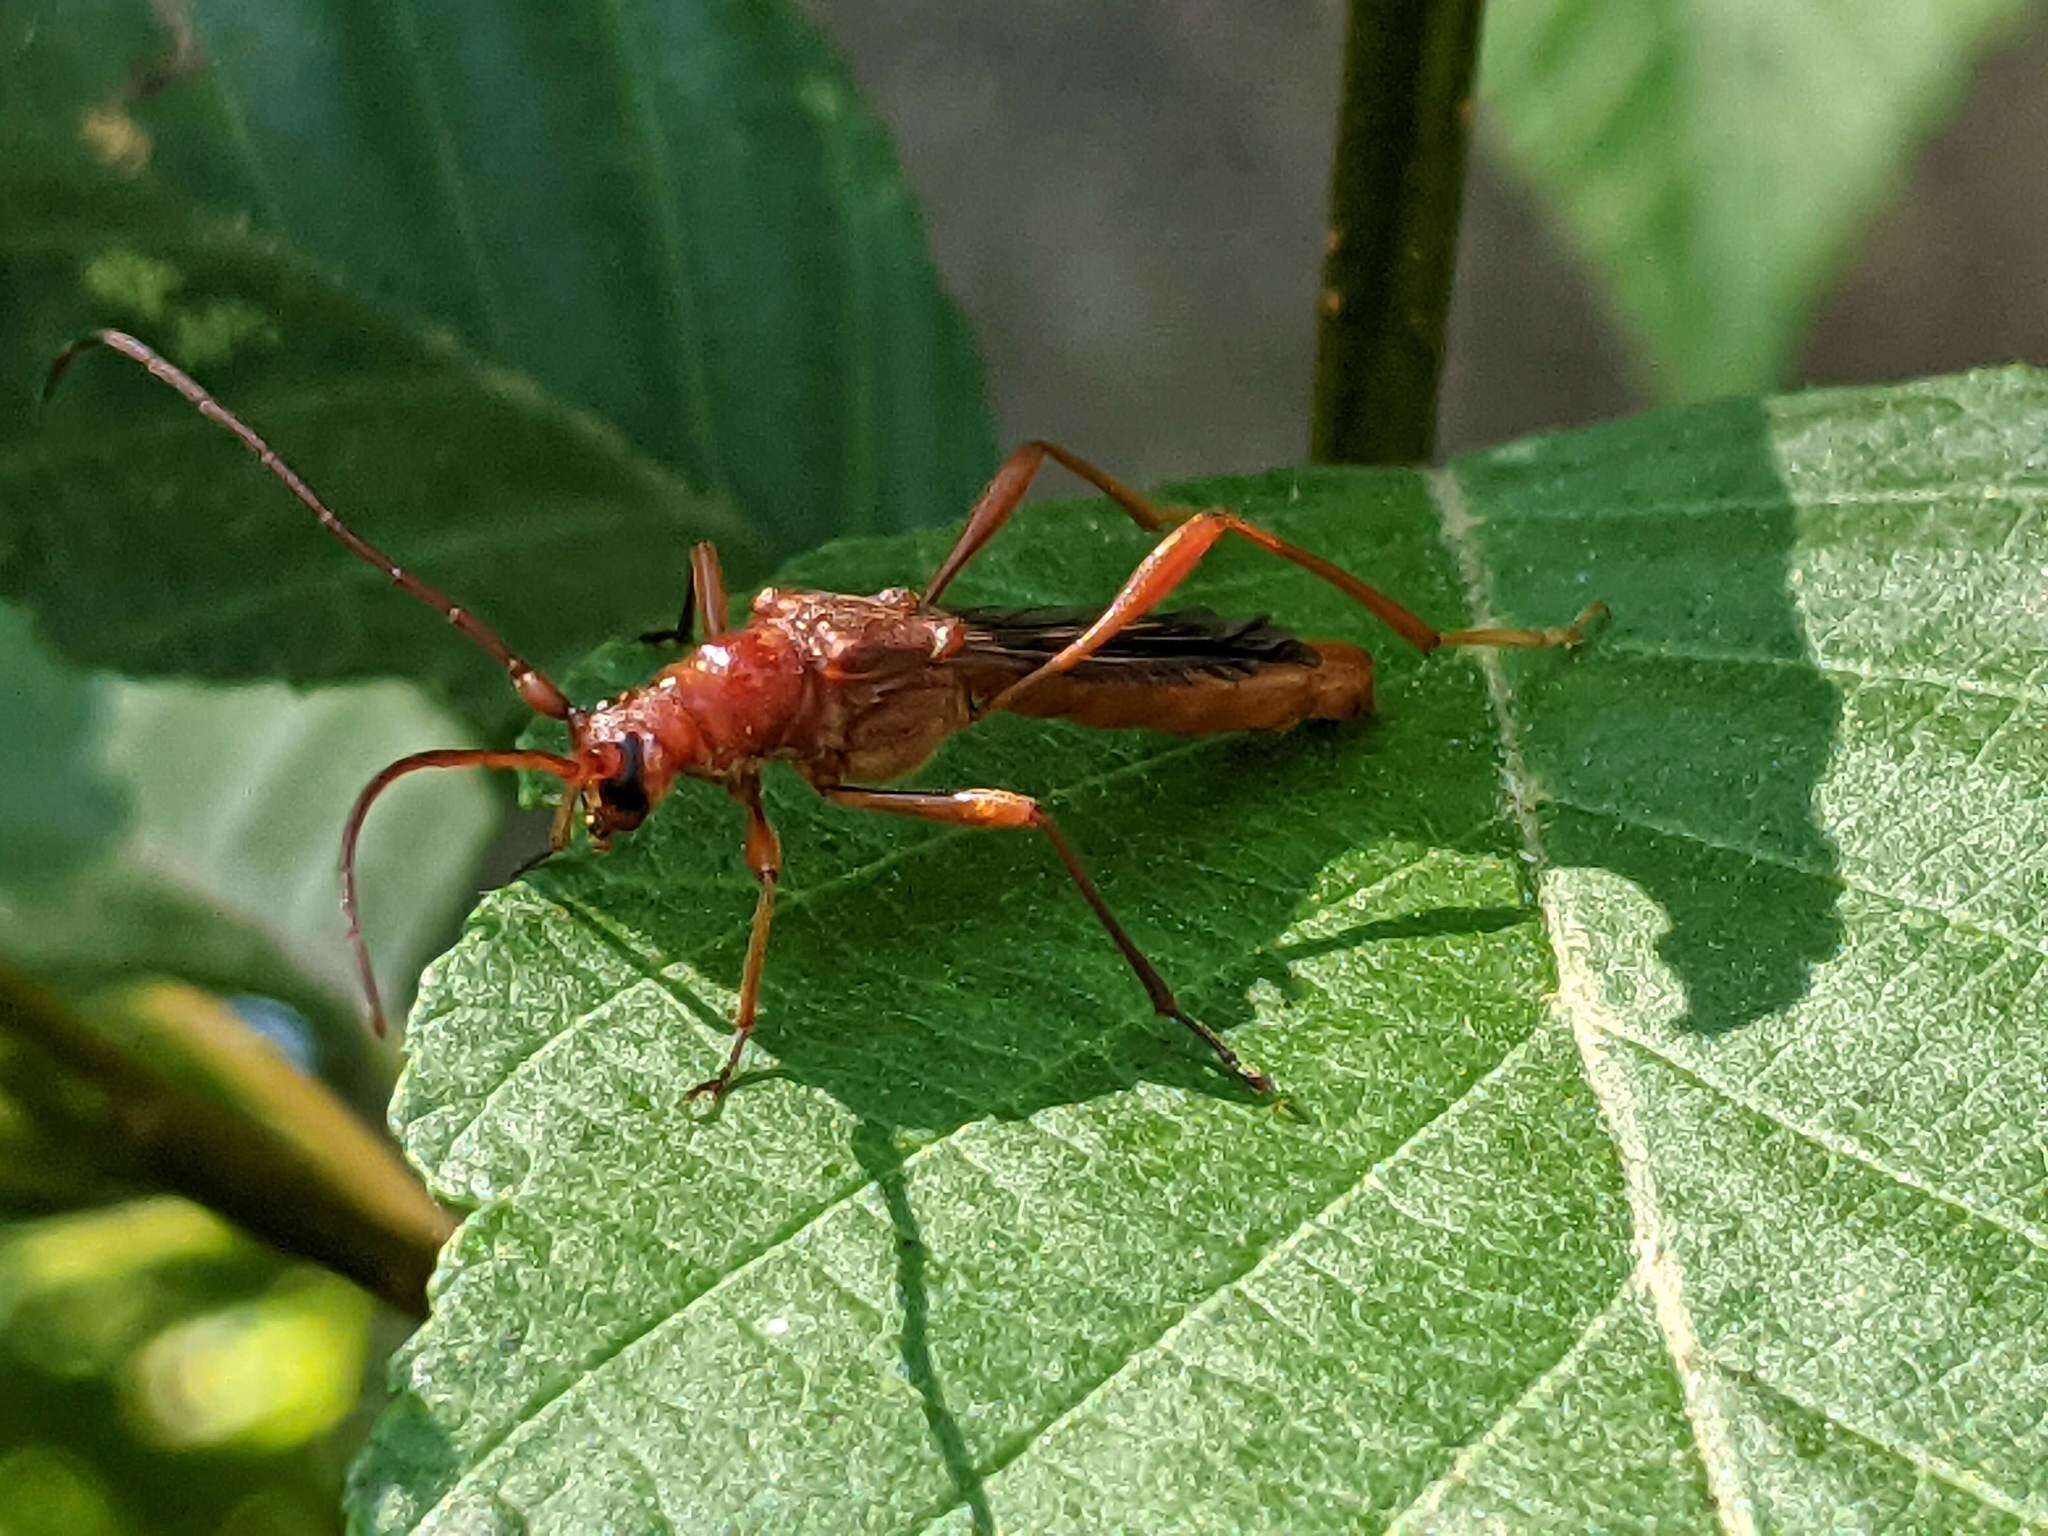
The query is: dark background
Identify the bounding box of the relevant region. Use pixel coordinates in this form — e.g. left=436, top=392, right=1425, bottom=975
left=809, top=2, right=2048, bottom=476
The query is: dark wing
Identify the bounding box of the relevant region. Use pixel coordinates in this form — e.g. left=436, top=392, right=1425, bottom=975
left=948, top=604, right=1319, bottom=683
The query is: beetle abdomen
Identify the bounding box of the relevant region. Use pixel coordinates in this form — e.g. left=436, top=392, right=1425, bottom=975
left=958, top=638, right=1374, bottom=735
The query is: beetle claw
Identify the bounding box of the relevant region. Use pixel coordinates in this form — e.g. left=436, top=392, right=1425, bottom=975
left=685, top=1073, right=733, bottom=1109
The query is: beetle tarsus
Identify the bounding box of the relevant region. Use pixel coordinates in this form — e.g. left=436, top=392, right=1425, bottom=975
left=1172, top=1006, right=1276, bottom=1096
left=685, top=1072, right=736, bottom=1109
left=1563, top=599, right=1612, bottom=648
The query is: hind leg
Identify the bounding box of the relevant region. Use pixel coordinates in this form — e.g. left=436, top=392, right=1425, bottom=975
left=983, top=509, right=1606, bottom=715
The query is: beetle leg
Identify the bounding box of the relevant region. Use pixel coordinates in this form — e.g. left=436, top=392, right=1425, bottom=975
left=549, top=784, right=581, bottom=851
left=689, top=541, right=730, bottom=638
left=640, top=540, right=730, bottom=646
left=687, top=774, right=781, bottom=1108
left=925, top=440, right=1198, bottom=605
left=981, top=509, right=1606, bottom=715
left=820, top=784, right=1275, bottom=1096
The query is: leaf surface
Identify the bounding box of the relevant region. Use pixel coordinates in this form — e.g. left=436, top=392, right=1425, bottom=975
left=1479, top=0, right=2031, bottom=399
left=3, top=0, right=993, bottom=558
left=354, top=373, right=2048, bottom=1530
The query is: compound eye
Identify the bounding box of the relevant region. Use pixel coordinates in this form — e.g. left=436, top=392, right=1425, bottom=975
left=596, top=734, right=651, bottom=819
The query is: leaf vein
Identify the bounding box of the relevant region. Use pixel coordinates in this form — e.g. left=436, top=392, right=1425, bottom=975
left=906, top=1023, right=1555, bottom=1534
left=1722, top=1363, right=2043, bottom=1524
left=1541, top=792, right=2048, bottom=963
left=1591, top=638, right=2048, bottom=708
left=1596, top=1024, right=2048, bottom=1254
left=1381, top=1280, right=1638, bottom=1534
left=1470, top=482, right=2048, bottom=526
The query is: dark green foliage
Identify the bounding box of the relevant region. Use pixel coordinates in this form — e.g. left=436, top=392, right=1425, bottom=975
left=1, top=0, right=994, bottom=726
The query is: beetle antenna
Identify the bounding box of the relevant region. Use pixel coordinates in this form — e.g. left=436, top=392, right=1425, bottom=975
left=343, top=749, right=583, bottom=1036
left=45, top=330, right=576, bottom=721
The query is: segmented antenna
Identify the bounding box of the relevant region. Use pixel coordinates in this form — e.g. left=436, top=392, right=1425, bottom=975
left=343, top=749, right=583, bottom=1035
left=45, top=329, right=575, bottom=721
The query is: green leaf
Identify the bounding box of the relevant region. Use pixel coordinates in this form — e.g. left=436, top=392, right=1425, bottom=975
left=0, top=607, right=126, bottom=894
left=0, top=602, right=498, bottom=1097
left=1, top=172, right=759, bottom=727
left=3, top=0, right=994, bottom=557
left=1479, top=0, right=2032, bottom=400
left=353, top=371, right=2048, bottom=1529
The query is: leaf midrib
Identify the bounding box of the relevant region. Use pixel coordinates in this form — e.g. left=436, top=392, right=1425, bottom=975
left=1430, top=462, right=1759, bottom=1536
left=1432, top=464, right=2041, bottom=1529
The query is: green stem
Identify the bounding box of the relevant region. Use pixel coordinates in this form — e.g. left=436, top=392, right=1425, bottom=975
left=1311, top=0, right=1487, bottom=465
left=0, top=968, right=452, bottom=1317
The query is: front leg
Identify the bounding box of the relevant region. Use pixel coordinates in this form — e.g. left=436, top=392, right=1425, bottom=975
left=640, top=540, right=733, bottom=647
left=688, top=773, right=782, bottom=1107
left=821, top=784, right=1275, bottom=1096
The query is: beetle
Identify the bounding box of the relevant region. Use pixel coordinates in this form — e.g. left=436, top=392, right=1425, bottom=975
left=48, top=330, right=1603, bottom=1104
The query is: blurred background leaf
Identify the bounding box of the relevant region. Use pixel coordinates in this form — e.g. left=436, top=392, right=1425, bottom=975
left=0, top=976, right=451, bottom=1307
left=0, top=607, right=127, bottom=891
left=1479, top=0, right=2035, bottom=400
left=0, top=1196, right=391, bottom=1536
left=1, top=173, right=758, bottom=730
left=0, top=4, right=997, bottom=1528
left=3, top=0, right=993, bottom=578
left=0, top=602, right=495, bottom=1087
left=0, top=971, right=453, bottom=1532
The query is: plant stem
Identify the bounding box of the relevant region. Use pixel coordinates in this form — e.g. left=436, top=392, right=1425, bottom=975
left=1311, top=0, right=1487, bottom=465
left=0, top=968, right=452, bottom=1317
